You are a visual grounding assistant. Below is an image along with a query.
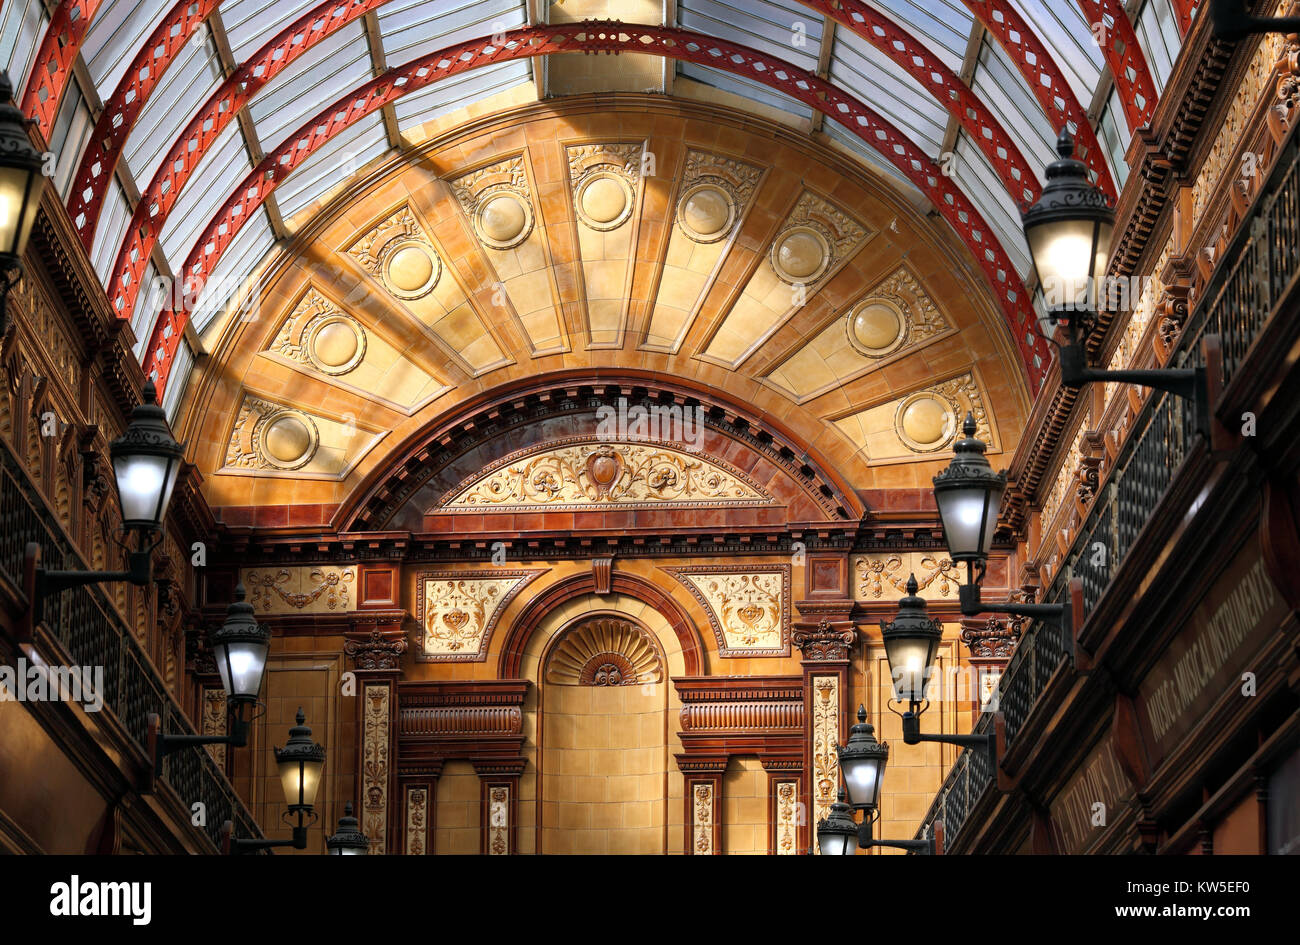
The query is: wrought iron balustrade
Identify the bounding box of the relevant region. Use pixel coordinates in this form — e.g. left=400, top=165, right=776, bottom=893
left=0, top=437, right=261, bottom=851
left=916, top=117, right=1300, bottom=847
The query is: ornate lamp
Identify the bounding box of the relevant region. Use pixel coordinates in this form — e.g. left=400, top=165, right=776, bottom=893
left=816, top=791, right=859, bottom=855
left=0, top=70, right=43, bottom=336
left=836, top=706, right=889, bottom=813
left=326, top=802, right=370, bottom=855
left=880, top=576, right=945, bottom=704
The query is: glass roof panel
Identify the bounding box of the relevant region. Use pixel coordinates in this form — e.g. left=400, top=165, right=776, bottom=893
left=677, top=62, right=814, bottom=121
left=970, top=37, right=1054, bottom=182
left=829, top=28, right=949, bottom=160
left=1005, top=0, right=1103, bottom=107
left=91, top=179, right=133, bottom=286
left=1135, top=0, right=1181, bottom=93
left=953, top=130, right=1032, bottom=277
left=860, top=0, right=972, bottom=72
left=221, top=0, right=323, bottom=62
left=679, top=0, right=823, bottom=73
left=823, top=116, right=918, bottom=193
left=0, top=0, right=48, bottom=94
left=247, top=22, right=373, bottom=155
left=276, top=112, right=389, bottom=221
left=81, top=0, right=174, bottom=95
left=190, top=205, right=277, bottom=332
left=157, top=120, right=253, bottom=264
left=378, top=0, right=527, bottom=64
left=123, top=30, right=224, bottom=187
left=392, top=60, right=533, bottom=130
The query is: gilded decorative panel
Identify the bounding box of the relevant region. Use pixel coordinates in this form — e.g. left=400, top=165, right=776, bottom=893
left=435, top=438, right=772, bottom=511
left=202, top=688, right=227, bottom=768
left=405, top=785, right=428, bottom=855
left=668, top=564, right=791, bottom=657
left=702, top=189, right=872, bottom=367
left=833, top=371, right=995, bottom=464
left=362, top=684, right=391, bottom=855
left=414, top=570, right=543, bottom=661
left=692, top=782, right=714, bottom=855
left=766, top=266, right=954, bottom=402
left=851, top=553, right=961, bottom=602
left=810, top=675, right=840, bottom=852
left=219, top=393, right=386, bottom=480
left=488, top=786, right=510, bottom=855
left=545, top=615, right=664, bottom=686
left=240, top=565, right=356, bottom=615
left=643, top=148, right=764, bottom=352
left=774, top=780, right=799, bottom=855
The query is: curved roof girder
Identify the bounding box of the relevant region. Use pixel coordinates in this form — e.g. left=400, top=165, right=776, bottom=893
left=1073, top=0, right=1158, bottom=129
left=65, top=0, right=223, bottom=250
left=795, top=0, right=1042, bottom=208
left=20, top=0, right=106, bottom=135
left=960, top=0, right=1118, bottom=200
left=104, top=0, right=390, bottom=320
left=137, top=21, right=1051, bottom=396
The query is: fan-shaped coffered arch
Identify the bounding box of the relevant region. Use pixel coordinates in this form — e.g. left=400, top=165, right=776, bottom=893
left=171, top=100, right=1029, bottom=527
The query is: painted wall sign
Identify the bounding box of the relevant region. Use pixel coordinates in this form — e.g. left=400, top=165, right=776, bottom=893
left=1049, top=733, right=1133, bottom=855
left=1137, top=530, right=1287, bottom=767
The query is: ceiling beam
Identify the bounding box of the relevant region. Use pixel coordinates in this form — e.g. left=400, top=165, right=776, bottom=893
left=362, top=10, right=403, bottom=149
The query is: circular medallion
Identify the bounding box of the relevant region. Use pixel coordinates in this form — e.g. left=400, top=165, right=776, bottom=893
left=770, top=226, right=831, bottom=285
left=846, top=299, right=906, bottom=358
left=259, top=411, right=320, bottom=469
left=475, top=193, right=532, bottom=249
left=305, top=315, right=366, bottom=375
left=676, top=183, right=734, bottom=243
left=382, top=239, right=440, bottom=299
left=895, top=393, right=957, bottom=453
left=576, top=173, right=634, bottom=231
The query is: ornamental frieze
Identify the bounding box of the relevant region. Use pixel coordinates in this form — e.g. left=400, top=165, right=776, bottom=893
left=415, top=570, right=543, bottom=661
left=240, top=565, right=356, bottom=614
left=435, top=438, right=772, bottom=511
left=851, top=552, right=960, bottom=602
left=668, top=565, right=790, bottom=657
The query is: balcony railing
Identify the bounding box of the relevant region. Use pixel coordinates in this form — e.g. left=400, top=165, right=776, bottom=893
left=916, top=116, right=1300, bottom=848
left=0, top=437, right=262, bottom=852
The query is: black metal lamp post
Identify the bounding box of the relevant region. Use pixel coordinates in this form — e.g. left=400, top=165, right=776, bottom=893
left=837, top=706, right=889, bottom=814
left=0, top=70, right=43, bottom=337
left=227, top=708, right=326, bottom=854
left=1025, top=131, right=1208, bottom=434
left=325, top=802, right=370, bottom=855
left=1210, top=0, right=1300, bottom=38
left=147, top=586, right=270, bottom=779
left=879, top=585, right=998, bottom=767
left=932, top=414, right=1075, bottom=657
left=29, top=381, right=185, bottom=625
left=816, top=789, right=939, bottom=855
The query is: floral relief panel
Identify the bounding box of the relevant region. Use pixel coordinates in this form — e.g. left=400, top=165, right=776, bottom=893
left=415, top=570, right=543, bottom=661
left=668, top=564, right=790, bottom=657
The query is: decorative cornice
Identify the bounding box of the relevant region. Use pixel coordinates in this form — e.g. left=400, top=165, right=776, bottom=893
left=790, top=616, right=856, bottom=662
left=344, top=627, right=408, bottom=671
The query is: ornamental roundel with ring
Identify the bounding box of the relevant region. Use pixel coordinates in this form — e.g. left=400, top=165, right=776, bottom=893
left=769, top=224, right=832, bottom=286
left=845, top=298, right=908, bottom=359
left=303, top=314, right=367, bottom=376
left=474, top=190, right=534, bottom=249
left=575, top=171, right=635, bottom=231
left=676, top=181, right=736, bottom=244
left=257, top=409, right=320, bottom=470
left=894, top=392, right=958, bottom=453
left=381, top=238, right=441, bottom=299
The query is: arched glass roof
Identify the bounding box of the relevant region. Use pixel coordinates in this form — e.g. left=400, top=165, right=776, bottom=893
left=1, top=0, right=1189, bottom=407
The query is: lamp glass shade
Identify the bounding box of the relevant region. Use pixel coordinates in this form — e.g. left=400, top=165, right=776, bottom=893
left=278, top=755, right=324, bottom=809
left=935, top=482, right=1002, bottom=561
left=841, top=754, right=885, bottom=812
left=112, top=450, right=180, bottom=530
left=0, top=163, right=41, bottom=259
left=817, top=828, right=855, bottom=856
left=883, top=633, right=939, bottom=703
left=1025, top=217, right=1112, bottom=310
left=214, top=639, right=268, bottom=700
left=333, top=846, right=365, bottom=856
